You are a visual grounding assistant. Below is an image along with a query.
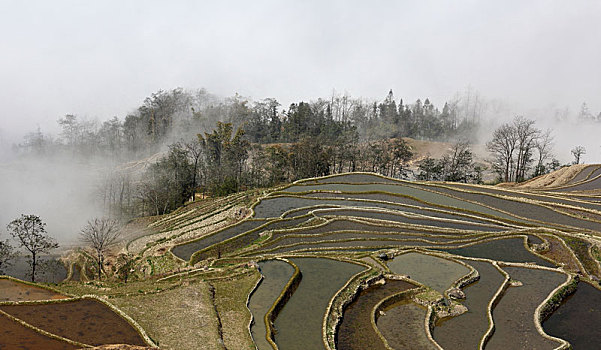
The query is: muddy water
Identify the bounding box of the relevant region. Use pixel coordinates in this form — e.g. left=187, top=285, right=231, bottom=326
left=0, top=298, right=148, bottom=346
left=0, top=278, right=67, bottom=302
left=267, top=232, right=474, bottom=248
left=543, top=282, right=601, bottom=349
left=282, top=183, right=521, bottom=222
left=428, top=185, right=601, bottom=232
left=387, top=252, right=470, bottom=293
left=337, top=279, right=416, bottom=350
left=442, top=237, right=554, bottom=267
left=171, top=219, right=265, bottom=260
left=307, top=192, right=506, bottom=226
left=312, top=208, right=504, bottom=232
left=305, top=173, right=400, bottom=184
left=0, top=312, right=78, bottom=349
left=253, top=197, right=360, bottom=218
left=377, top=299, right=436, bottom=349
left=273, top=258, right=365, bottom=350
left=248, top=260, right=295, bottom=350
left=256, top=239, right=433, bottom=255
left=486, top=266, right=566, bottom=350
left=433, top=260, right=505, bottom=349
left=3, top=255, right=67, bottom=283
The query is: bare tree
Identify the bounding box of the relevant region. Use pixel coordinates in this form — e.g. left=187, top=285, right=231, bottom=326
left=80, top=218, right=121, bottom=280
left=487, top=116, right=542, bottom=182
left=513, top=117, right=540, bottom=182
left=486, top=123, right=517, bottom=182
left=7, top=215, right=58, bottom=282
left=534, top=129, right=554, bottom=176
left=0, top=239, right=14, bottom=275
left=571, top=146, right=586, bottom=164
left=443, top=140, right=474, bottom=182
left=182, top=138, right=205, bottom=199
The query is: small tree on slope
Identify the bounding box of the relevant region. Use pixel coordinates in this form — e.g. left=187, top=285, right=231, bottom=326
left=80, top=218, right=121, bottom=280
left=6, top=214, right=58, bottom=282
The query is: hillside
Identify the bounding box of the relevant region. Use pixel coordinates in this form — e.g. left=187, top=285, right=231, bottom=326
left=2, top=169, right=601, bottom=349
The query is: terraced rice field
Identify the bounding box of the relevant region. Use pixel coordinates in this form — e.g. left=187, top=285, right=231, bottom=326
left=442, top=237, right=555, bottom=267
left=0, top=298, right=148, bottom=346
left=0, top=278, right=68, bottom=302
left=387, top=252, right=470, bottom=293
left=0, top=311, right=78, bottom=349
left=433, top=260, right=505, bottom=349
left=377, top=298, right=436, bottom=349
left=485, top=266, right=567, bottom=350
left=543, top=282, right=601, bottom=349
left=169, top=170, right=601, bottom=349
left=337, top=278, right=416, bottom=350
left=249, top=259, right=295, bottom=350
left=272, top=258, right=364, bottom=350
left=5, top=167, right=601, bottom=349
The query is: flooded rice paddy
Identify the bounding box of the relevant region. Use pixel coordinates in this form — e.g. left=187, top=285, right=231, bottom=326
left=442, top=237, right=554, bottom=267
left=486, top=266, right=567, bottom=350
left=0, top=278, right=67, bottom=302
left=273, top=258, right=365, bottom=350
left=337, top=279, right=416, bottom=350
left=543, top=282, right=601, bottom=349
left=0, top=311, right=78, bottom=349
left=433, top=260, right=505, bottom=349
left=0, top=298, right=148, bottom=346
left=377, top=298, right=436, bottom=349
left=171, top=219, right=266, bottom=260
left=387, top=252, right=470, bottom=293
left=248, top=260, right=295, bottom=350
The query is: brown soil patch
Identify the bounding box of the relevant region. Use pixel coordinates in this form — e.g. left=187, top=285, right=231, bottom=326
left=0, top=311, right=78, bottom=349
left=0, top=299, right=147, bottom=346
left=0, top=278, right=68, bottom=302
left=538, top=236, right=582, bottom=273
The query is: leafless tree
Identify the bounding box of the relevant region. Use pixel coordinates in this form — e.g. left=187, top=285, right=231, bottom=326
left=534, top=129, right=554, bottom=176
left=487, top=116, right=543, bottom=182
left=182, top=139, right=205, bottom=199
left=571, top=146, right=586, bottom=164
left=486, top=123, right=518, bottom=182
left=80, top=218, right=121, bottom=280
left=7, top=214, right=58, bottom=282
left=513, top=117, right=540, bottom=181
left=0, top=239, right=14, bottom=275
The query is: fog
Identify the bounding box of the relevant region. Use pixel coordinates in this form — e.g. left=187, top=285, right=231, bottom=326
left=0, top=152, right=105, bottom=246
left=1, top=1, right=601, bottom=244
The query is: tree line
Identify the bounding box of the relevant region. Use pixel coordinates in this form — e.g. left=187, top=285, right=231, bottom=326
left=18, top=88, right=481, bottom=159
left=16, top=88, right=486, bottom=218
left=15, top=88, right=593, bottom=220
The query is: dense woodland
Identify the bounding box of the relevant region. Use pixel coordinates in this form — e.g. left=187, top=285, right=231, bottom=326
left=14, top=88, right=597, bottom=218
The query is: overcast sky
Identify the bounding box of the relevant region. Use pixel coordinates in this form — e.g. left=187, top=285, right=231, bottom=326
left=1, top=0, right=601, bottom=139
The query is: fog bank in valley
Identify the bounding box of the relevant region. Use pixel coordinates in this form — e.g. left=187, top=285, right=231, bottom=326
left=0, top=151, right=105, bottom=246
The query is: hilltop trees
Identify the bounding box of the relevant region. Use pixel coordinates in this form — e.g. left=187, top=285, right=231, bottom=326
left=138, top=143, right=196, bottom=215
left=199, top=122, right=250, bottom=195
left=417, top=141, right=484, bottom=183
left=571, top=146, right=586, bottom=164
left=6, top=215, right=59, bottom=282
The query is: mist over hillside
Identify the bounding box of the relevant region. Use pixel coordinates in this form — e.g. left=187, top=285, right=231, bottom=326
left=1, top=1, right=601, bottom=246
left=0, top=153, right=104, bottom=245
left=0, top=87, right=599, bottom=246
